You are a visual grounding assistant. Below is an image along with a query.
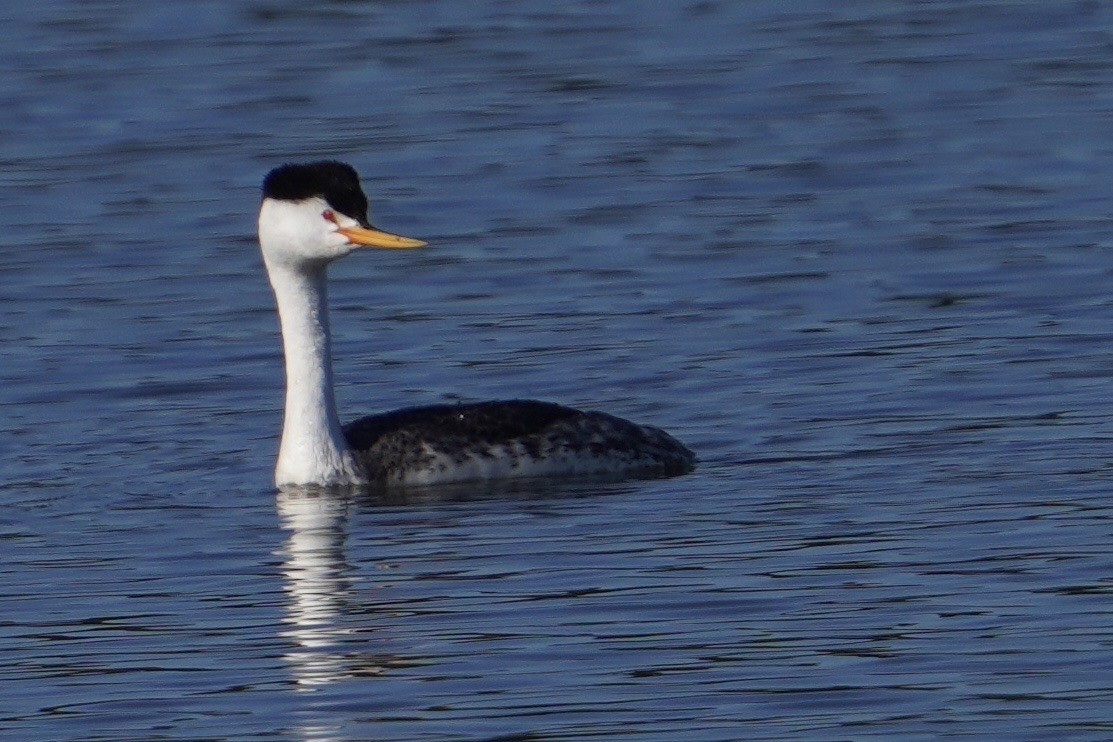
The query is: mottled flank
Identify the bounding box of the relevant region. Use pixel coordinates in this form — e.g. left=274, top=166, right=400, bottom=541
left=343, top=399, right=696, bottom=487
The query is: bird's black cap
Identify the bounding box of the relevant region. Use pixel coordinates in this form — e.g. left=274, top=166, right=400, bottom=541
left=262, top=161, right=371, bottom=226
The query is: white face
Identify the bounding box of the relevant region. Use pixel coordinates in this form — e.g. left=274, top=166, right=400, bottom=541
left=258, top=196, right=363, bottom=267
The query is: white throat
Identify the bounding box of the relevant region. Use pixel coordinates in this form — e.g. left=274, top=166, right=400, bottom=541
left=265, top=259, right=365, bottom=487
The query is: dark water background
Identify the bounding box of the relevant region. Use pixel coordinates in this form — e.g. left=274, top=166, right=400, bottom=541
left=1, top=1, right=1111, bottom=739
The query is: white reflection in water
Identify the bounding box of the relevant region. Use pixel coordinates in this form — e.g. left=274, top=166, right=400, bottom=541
left=276, top=490, right=354, bottom=689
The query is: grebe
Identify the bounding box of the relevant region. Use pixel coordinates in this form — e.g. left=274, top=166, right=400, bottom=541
left=259, top=160, right=695, bottom=488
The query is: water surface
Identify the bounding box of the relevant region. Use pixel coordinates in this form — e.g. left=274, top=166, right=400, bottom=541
left=1, top=1, right=1111, bottom=739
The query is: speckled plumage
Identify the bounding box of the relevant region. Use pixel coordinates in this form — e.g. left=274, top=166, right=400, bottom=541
left=343, top=399, right=695, bottom=486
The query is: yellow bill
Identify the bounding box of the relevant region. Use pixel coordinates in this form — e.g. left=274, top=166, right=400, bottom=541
left=338, top=225, right=426, bottom=249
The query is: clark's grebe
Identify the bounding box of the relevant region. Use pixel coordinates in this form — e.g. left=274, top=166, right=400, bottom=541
left=259, top=160, right=695, bottom=488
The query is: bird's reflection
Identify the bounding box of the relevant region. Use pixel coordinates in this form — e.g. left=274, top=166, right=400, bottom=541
left=276, top=489, right=354, bottom=688
left=276, top=477, right=637, bottom=692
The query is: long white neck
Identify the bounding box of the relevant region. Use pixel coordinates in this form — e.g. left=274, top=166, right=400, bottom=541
left=266, top=259, right=365, bottom=487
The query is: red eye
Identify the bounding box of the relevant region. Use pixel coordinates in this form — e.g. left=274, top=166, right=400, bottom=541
left=322, top=209, right=337, bottom=223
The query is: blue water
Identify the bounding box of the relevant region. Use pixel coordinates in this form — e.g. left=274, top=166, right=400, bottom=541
left=2, top=1, right=1111, bottom=739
